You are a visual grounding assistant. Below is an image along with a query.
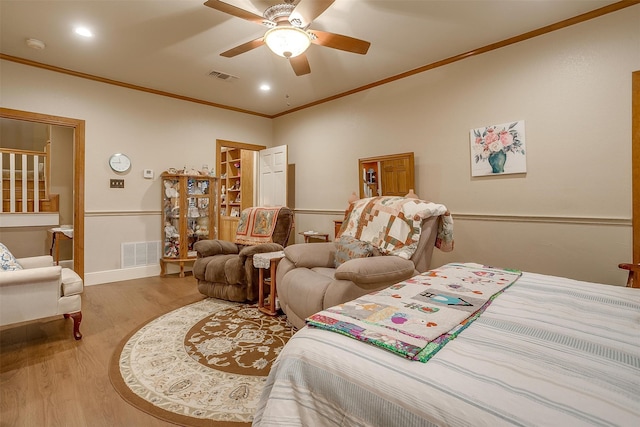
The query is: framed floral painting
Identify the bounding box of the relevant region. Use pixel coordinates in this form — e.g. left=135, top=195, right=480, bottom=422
left=470, top=120, right=526, bottom=176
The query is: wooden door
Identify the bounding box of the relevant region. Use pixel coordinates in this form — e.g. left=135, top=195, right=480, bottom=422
left=381, top=156, right=413, bottom=196
left=359, top=152, right=415, bottom=198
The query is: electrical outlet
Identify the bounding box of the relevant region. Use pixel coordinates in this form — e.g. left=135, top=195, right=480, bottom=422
left=110, top=179, right=124, bottom=188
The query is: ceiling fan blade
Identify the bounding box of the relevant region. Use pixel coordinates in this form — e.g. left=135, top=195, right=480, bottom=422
left=289, top=0, right=334, bottom=28
left=310, top=30, right=371, bottom=55
left=220, top=38, right=265, bottom=57
left=204, top=0, right=268, bottom=26
left=289, top=54, right=311, bottom=76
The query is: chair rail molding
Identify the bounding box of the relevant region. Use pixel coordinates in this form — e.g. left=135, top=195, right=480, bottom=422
left=293, top=208, right=631, bottom=227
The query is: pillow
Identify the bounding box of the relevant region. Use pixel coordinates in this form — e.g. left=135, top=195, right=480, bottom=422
left=0, top=243, right=23, bottom=271
left=335, top=256, right=416, bottom=286
left=333, top=235, right=375, bottom=268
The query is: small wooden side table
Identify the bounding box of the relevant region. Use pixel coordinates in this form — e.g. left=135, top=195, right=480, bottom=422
left=299, top=231, right=330, bottom=243
left=253, top=251, right=285, bottom=316
left=333, top=220, right=343, bottom=239
left=49, top=227, right=73, bottom=266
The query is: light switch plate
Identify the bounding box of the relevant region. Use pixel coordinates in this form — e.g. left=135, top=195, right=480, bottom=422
left=110, top=179, right=124, bottom=188
left=143, top=169, right=154, bottom=179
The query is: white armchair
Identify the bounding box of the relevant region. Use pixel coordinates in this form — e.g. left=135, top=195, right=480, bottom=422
left=0, top=255, right=84, bottom=340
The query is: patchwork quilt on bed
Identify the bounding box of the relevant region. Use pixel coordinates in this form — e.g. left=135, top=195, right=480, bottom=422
left=307, top=263, right=521, bottom=362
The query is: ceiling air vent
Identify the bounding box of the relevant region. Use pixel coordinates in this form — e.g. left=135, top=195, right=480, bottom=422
left=208, top=70, right=238, bottom=82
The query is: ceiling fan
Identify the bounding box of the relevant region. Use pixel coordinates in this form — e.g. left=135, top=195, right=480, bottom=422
left=204, top=0, right=371, bottom=76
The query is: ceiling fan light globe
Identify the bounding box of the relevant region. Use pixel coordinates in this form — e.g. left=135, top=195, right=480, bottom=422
left=264, top=26, right=311, bottom=58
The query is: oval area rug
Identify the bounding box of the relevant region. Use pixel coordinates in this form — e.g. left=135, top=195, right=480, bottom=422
left=109, top=298, right=296, bottom=426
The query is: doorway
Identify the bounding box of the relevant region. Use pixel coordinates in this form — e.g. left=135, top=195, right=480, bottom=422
left=0, top=107, right=85, bottom=279
left=358, top=152, right=415, bottom=198
left=216, top=139, right=266, bottom=241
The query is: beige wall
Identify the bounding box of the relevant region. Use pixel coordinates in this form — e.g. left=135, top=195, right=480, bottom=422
left=0, top=117, right=48, bottom=150
left=273, top=6, right=639, bottom=286
left=0, top=60, right=274, bottom=283
left=1, top=6, right=637, bottom=286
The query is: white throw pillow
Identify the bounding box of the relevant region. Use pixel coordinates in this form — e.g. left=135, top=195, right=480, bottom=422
left=0, top=243, right=23, bottom=271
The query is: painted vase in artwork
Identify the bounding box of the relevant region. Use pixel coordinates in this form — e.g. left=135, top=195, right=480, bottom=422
left=488, top=150, right=507, bottom=173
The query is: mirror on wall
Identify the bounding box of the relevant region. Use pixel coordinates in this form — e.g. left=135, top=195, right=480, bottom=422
left=358, top=152, right=415, bottom=198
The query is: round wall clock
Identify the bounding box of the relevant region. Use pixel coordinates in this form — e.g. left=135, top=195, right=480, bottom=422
left=109, top=153, right=131, bottom=173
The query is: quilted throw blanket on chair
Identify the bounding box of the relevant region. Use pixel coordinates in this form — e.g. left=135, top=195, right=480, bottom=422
left=307, top=263, right=522, bottom=362
left=235, top=207, right=282, bottom=245
left=340, top=196, right=454, bottom=258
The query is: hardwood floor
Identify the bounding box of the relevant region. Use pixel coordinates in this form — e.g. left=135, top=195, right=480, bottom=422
left=0, top=274, right=206, bottom=427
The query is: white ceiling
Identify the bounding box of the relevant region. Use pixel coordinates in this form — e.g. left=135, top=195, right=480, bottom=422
left=0, top=0, right=621, bottom=117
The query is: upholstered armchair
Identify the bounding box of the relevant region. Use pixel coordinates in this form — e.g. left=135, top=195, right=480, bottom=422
left=0, top=254, right=84, bottom=340
left=193, top=206, right=294, bottom=302
left=276, top=195, right=453, bottom=329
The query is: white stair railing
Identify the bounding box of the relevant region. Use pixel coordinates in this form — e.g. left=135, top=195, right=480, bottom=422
left=1, top=144, right=49, bottom=213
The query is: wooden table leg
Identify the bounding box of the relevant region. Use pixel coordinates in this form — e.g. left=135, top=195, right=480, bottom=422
left=269, top=259, right=277, bottom=314
left=49, top=232, right=60, bottom=265
left=258, top=267, right=266, bottom=312
left=49, top=231, right=72, bottom=266
left=54, top=235, right=60, bottom=265
left=258, top=259, right=280, bottom=316
left=49, top=232, right=55, bottom=258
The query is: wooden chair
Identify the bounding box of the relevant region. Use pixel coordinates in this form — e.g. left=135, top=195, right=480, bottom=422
left=618, top=263, right=640, bottom=288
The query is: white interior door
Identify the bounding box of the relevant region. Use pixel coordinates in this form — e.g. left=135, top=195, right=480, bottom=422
left=258, top=145, right=288, bottom=207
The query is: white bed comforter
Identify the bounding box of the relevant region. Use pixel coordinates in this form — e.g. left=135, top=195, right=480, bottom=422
left=254, top=271, right=640, bottom=427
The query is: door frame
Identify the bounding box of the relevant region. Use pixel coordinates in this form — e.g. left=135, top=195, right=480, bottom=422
left=632, top=70, right=639, bottom=265
left=0, top=107, right=85, bottom=279
left=216, top=139, right=266, bottom=238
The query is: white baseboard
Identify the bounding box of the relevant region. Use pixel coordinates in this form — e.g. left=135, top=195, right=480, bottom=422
left=84, top=265, right=162, bottom=286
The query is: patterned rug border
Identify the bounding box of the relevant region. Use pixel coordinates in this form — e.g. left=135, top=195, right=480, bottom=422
left=108, top=298, right=290, bottom=427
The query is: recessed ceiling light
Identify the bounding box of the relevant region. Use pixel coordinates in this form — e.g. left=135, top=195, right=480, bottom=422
left=74, top=27, right=93, bottom=38
left=260, top=84, right=271, bottom=91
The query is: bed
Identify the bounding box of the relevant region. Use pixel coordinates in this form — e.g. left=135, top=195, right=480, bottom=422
left=254, top=264, right=640, bottom=426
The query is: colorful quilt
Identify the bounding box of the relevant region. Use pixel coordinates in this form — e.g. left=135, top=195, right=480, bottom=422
left=235, top=207, right=282, bottom=245
left=306, top=263, right=522, bottom=362
left=340, top=196, right=454, bottom=259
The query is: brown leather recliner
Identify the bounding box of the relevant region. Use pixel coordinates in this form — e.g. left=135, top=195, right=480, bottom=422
left=193, top=207, right=294, bottom=302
